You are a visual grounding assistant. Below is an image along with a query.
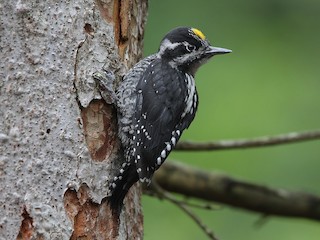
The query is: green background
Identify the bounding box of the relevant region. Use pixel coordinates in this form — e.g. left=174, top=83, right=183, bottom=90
left=142, top=0, right=320, bottom=239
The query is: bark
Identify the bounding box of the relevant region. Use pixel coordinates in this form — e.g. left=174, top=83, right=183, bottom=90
left=154, top=161, right=320, bottom=221
left=0, top=0, right=147, bottom=239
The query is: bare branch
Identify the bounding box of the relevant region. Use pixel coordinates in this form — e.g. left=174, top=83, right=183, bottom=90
left=175, top=129, right=320, bottom=151
left=153, top=161, right=320, bottom=221
left=145, top=181, right=220, bottom=240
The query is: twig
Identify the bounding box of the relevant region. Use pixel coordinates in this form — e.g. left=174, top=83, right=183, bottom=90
left=145, top=189, right=219, bottom=211
left=175, top=129, right=320, bottom=151
left=147, top=181, right=220, bottom=240
left=253, top=214, right=270, bottom=228
left=178, top=199, right=220, bottom=211
left=154, top=161, right=320, bottom=221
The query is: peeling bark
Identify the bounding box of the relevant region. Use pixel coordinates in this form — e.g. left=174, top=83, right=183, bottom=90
left=16, top=208, right=34, bottom=240
left=81, top=100, right=118, bottom=162
left=0, top=0, right=147, bottom=239
left=64, top=184, right=118, bottom=240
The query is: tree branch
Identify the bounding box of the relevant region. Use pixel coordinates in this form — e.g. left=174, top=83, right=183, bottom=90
left=175, top=129, right=320, bottom=151
left=153, top=161, right=320, bottom=221
left=145, top=182, right=219, bottom=240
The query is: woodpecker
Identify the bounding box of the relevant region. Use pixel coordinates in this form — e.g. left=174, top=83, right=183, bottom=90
left=96, top=27, right=231, bottom=214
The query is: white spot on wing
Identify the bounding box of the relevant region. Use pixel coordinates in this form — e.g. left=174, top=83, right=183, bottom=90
left=157, top=157, right=162, bottom=165
left=161, top=150, right=166, bottom=158
left=171, top=137, right=176, bottom=146
left=166, top=143, right=172, bottom=151
left=140, top=177, right=151, bottom=183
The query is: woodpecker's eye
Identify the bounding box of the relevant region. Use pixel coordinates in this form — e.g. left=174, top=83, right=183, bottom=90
left=186, top=44, right=195, bottom=52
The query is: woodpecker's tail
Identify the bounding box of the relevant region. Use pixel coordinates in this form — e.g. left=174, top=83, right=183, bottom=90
left=107, top=162, right=139, bottom=215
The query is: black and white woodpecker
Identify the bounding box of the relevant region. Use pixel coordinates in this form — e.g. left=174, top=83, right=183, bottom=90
left=95, top=27, right=231, bottom=214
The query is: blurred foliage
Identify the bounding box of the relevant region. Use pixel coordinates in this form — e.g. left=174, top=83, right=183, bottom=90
left=142, top=0, right=320, bottom=239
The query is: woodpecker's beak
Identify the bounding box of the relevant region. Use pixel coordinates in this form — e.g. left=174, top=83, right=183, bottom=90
left=205, top=46, right=232, bottom=56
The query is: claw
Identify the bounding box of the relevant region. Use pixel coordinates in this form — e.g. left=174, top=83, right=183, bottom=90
left=93, top=70, right=117, bottom=104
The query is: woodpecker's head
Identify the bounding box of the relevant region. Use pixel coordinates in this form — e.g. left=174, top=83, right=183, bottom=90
left=158, top=27, right=231, bottom=76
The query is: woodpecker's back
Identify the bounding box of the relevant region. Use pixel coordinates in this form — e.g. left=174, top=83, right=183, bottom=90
left=107, top=27, right=231, bottom=214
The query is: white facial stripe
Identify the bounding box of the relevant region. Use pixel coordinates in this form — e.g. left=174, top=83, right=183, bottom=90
left=182, top=41, right=195, bottom=52
left=158, top=39, right=180, bottom=56
left=159, top=39, right=207, bottom=69
left=175, top=51, right=197, bottom=62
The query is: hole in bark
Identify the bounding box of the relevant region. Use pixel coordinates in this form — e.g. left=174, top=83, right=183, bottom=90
left=84, top=23, right=94, bottom=35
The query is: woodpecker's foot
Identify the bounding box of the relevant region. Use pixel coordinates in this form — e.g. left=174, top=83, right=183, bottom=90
left=93, top=70, right=117, bottom=104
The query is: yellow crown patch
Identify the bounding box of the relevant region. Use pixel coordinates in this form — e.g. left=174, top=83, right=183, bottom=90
left=191, top=28, right=206, bottom=40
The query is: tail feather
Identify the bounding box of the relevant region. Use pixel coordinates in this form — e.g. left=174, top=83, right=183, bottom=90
left=107, top=162, right=139, bottom=215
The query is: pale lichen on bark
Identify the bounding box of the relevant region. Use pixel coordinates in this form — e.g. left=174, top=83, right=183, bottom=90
left=0, top=0, right=147, bottom=239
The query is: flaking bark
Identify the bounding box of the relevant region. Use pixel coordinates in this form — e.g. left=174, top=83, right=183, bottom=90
left=0, top=0, right=147, bottom=239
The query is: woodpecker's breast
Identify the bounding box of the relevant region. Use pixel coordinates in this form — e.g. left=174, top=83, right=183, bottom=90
left=181, top=73, right=197, bottom=118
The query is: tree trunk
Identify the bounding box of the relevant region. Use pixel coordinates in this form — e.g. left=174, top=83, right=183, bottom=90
left=0, top=0, right=147, bottom=239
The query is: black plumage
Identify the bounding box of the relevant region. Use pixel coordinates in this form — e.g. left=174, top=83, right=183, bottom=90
left=107, top=59, right=198, bottom=213
left=133, top=59, right=198, bottom=180
left=104, top=26, right=231, bottom=214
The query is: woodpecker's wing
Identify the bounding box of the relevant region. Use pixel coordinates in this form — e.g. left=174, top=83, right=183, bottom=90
left=133, top=58, right=197, bottom=182
left=116, top=54, right=158, bottom=149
